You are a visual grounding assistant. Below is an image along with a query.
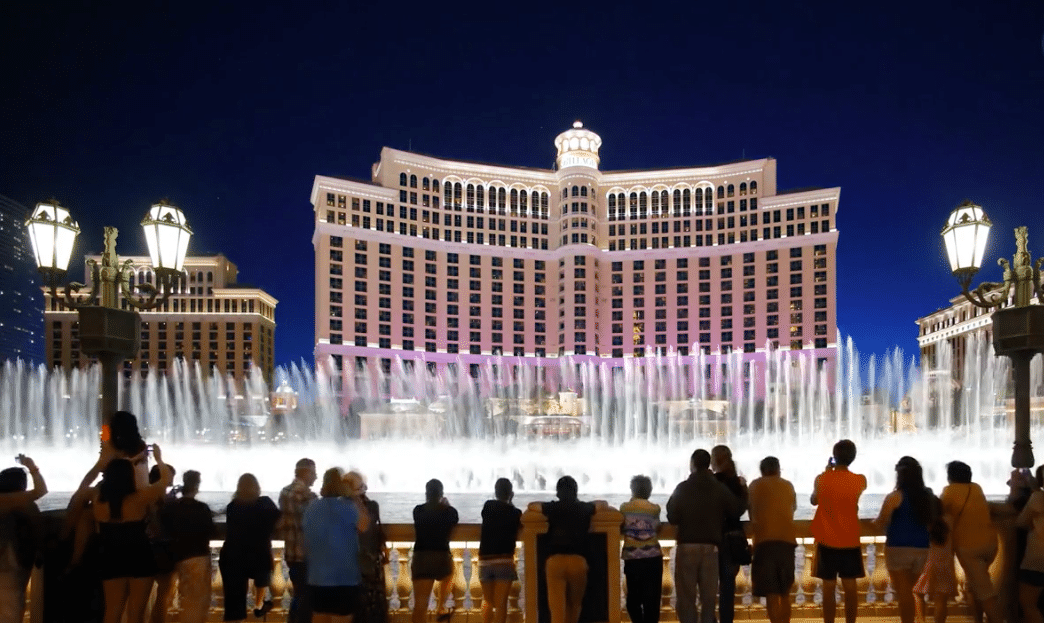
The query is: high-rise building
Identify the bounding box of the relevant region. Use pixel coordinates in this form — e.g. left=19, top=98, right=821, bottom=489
left=0, top=195, right=44, bottom=364
left=311, top=122, right=839, bottom=397
left=44, top=254, right=277, bottom=382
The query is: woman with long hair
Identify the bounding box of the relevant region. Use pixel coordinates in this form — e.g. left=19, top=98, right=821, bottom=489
left=219, top=473, right=281, bottom=622
left=1017, top=465, right=1044, bottom=623
left=874, top=456, right=934, bottom=623
left=411, top=479, right=459, bottom=623
left=90, top=446, right=172, bottom=623
left=710, top=445, right=748, bottom=623
left=0, top=455, right=47, bottom=623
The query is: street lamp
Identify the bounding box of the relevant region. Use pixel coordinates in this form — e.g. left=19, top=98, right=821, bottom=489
left=941, top=200, right=1044, bottom=467
left=25, top=199, right=193, bottom=434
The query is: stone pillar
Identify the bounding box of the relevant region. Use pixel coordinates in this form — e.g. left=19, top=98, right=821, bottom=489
left=522, top=506, right=624, bottom=623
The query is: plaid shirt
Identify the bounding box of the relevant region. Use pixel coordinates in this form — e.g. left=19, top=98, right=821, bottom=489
left=278, top=478, right=317, bottom=563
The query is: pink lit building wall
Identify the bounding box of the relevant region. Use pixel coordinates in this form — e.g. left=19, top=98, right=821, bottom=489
left=311, top=122, right=839, bottom=400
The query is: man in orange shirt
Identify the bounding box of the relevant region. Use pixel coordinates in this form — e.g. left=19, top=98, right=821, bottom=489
left=810, top=439, right=867, bottom=623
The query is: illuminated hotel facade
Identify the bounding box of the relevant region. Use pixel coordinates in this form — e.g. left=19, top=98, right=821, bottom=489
left=44, top=254, right=278, bottom=383
left=311, top=122, right=839, bottom=398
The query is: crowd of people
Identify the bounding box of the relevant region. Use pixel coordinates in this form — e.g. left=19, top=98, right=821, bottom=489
left=1, top=414, right=1042, bottom=623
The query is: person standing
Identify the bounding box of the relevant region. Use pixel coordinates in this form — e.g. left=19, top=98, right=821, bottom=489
left=344, top=470, right=388, bottom=623
left=940, top=461, right=1003, bottom=623
left=620, top=475, right=663, bottom=623
left=0, top=455, right=47, bottom=623
left=528, top=476, right=608, bottom=623
left=478, top=478, right=522, bottom=623
left=1017, top=465, right=1044, bottom=623
left=279, top=458, right=318, bottom=623
left=303, top=468, right=371, bottom=623
left=747, top=456, right=797, bottom=623
left=667, top=449, right=739, bottom=623
left=219, top=474, right=281, bottom=623
left=710, top=445, right=748, bottom=623
left=162, top=470, right=216, bottom=623
left=412, top=479, right=459, bottom=623
left=810, top=440, right=866, bottom=623
left=873, top=457, right=933, bottom=623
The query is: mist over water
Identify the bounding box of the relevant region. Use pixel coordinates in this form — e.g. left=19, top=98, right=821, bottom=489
left=2, top=335, right=1041, bottom=499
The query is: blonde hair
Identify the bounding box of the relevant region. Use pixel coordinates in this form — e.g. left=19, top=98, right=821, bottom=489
left=320, top=467, right=347, bottom=498
left=234, top=473, right=261, bottom=503
left=344, top=470, right=366, bottom=495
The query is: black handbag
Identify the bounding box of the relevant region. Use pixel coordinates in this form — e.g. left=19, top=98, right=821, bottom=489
left=725, top=529, right=752, bottom=565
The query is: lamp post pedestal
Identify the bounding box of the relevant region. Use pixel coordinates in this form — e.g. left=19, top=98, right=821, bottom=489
left=991, top=305, right=1044, bottom=468
left=78, top=306, right=141, bottom=428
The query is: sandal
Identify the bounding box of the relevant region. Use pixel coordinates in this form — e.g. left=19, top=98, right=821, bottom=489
left=254, top=600, right=274, bottom=619
left=437, top=607, right=456, bottom=622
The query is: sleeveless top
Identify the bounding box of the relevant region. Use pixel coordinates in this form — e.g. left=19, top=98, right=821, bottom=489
left=885, top=492, right=930, bottom=548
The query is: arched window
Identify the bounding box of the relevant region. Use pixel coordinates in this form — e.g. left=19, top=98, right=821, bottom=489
left=399, top=173, right=407, bottom=186
left=683, top=189, right=691, bottom=213
left=510, top=189, right=519, bottom=212
left=750, top=181, right=758, bottom=195
left=476, top=186, right=485, bottom=209
left=562, top=188, right=568, bottom=199
left=432, top=179, right=440, bottom=193
left=580, top=187, right=587, bottom=197
left=673, top=189, right=682, bottom=213
left=660, top=191, right=669, bottom=213
left=520, top=190, right=528, bottom=215
left=454, top=182, right=462, bottom=206
left=466, top=184, right=475, bottom=207
left=541, top=192, right=548, bottom=216
left=639, top=192, right=647, bottom=212
left=410, top=174, right=418, bottom=188
left=651, top=191, right=659, bottom=211
left=572, top=185, right=579, bottom=197
left=704, top=189, right=713, bottom=209
left=444, top=185, right=452, bottom=206
left=727, top=184, right=735, bottom=197
left=695, top=187, right=703, bottom=205
left=608, top=195, right=616, bottom=211
left=739, top=182, right=747, bottom=195
left=422, top=177, right=430, bottom=191
left=498, top=188, right=506, bottom=209
left=717, top=186, right=725, bottom=199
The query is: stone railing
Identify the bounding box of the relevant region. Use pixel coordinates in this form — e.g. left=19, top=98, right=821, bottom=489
left=29, top=511, right=1020, bottom=622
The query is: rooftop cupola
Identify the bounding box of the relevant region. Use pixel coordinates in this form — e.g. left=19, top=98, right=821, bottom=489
left=554, top=121, right=602, bottom=171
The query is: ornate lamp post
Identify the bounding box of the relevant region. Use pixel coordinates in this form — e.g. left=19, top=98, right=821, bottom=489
left=941, top=200, right=1044, bottom=467
left=25, top=199, right=193, bottom=434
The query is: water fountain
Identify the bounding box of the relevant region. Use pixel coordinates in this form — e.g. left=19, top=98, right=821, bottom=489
left=1, top=336, right=1041, bottom=502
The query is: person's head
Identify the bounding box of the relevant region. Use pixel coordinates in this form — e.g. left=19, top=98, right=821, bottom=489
left=295, top=458, right=317, bottom=486
left=630, top=475, right=653, bottom=500
left=494, top=477, right=513, bottom=502
left=947, top=460, right=972, bottom=484
left=832, top=439, right=857, bottom=467
left=710, top=445, right=736, bottom=475
left=99, top=458, right=137, bottom=520
left=110, top=410, right=145, bottom=456
left=182, top=470, right=201, bottom=496
left=321, top=468, right=347, bottom=498
left=556, top=475, right=579, bottom=502
left=690, top=449, right=711, bottom=472
left=425, top=478, right=444, bottom=503
left=0, top=467, right=27, bottom=493
left=759, top=456, right=781, bottom=477
left=344, top=470, right=366, bottom=497
left=895, top=457, right=923, bottom=491
left=149, top=464, right=176, bottom=485
left=234, top=473, right=261, bottom=503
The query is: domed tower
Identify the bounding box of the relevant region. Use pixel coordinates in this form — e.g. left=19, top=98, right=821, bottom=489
left=553, top=121, right=603, bottom=358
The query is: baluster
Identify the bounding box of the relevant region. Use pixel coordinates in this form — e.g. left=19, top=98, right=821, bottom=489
left=516, top=541, right=525, bottom=613
left=389, top=547, right=401, bottom=610
left=620, top=558, right=627, bottom=612
left=462, top=545, right=473, bottom=610
left=794, top=543, right=806, bottom=606
left=866, top=542, right=877, bottom=603
left=668, top=544, right=677, bottom=609
left=740, top=564, right=752, bottom=606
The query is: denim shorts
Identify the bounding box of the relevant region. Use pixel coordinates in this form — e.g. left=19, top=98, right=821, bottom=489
left=479, top=559, right=517, bottom=582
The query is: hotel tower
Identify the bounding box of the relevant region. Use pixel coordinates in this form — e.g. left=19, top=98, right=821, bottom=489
left=311, top=122, right=839, bottom=398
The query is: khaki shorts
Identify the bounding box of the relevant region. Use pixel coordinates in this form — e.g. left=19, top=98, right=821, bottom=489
left=885, top=546, right=929, bottom=575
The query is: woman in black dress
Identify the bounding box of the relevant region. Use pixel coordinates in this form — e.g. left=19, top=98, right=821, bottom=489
left=219, top=473, right=281, bottom=622
left=411, top=479, right=458, bottom=623
left=346, top=471, right=388, bottom=623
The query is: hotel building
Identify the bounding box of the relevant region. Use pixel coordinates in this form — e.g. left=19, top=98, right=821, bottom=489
left=311, top=122, right=840, bottom=397
left=44, top=254, right=278, bottom=382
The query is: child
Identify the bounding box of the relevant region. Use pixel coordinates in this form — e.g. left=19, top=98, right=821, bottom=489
left=913, top=514, right=956, bottom=623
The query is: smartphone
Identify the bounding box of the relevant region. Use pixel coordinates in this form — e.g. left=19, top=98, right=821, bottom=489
left=828, top=457, right=836, bottom=467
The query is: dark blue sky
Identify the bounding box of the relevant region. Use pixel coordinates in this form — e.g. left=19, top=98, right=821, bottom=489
left=2, top=1, right=1042, bottom=370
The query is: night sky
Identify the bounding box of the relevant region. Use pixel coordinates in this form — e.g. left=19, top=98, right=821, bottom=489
left=2, top=2, right=1042, bottom=372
